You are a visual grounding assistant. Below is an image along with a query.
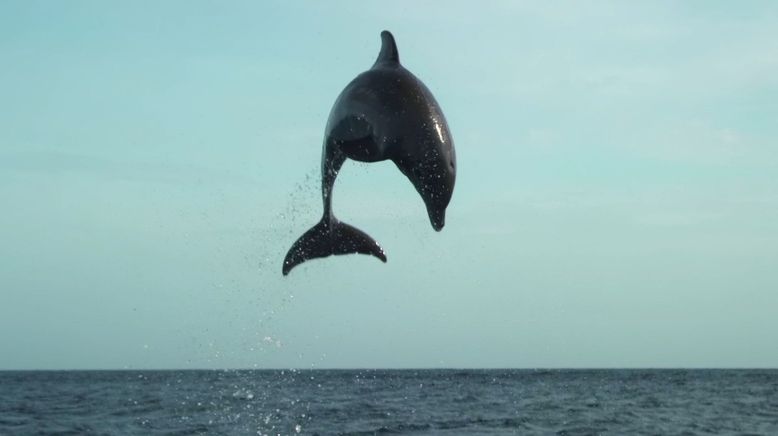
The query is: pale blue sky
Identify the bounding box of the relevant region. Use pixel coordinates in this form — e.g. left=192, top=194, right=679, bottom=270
left=1, top=1, right=777, bottom=369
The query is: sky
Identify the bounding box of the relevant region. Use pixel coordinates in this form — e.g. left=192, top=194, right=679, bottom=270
left=1, top=1, right=777, bottom=369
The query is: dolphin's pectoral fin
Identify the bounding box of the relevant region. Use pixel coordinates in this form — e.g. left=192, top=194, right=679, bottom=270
left=330, top=115, right=372, bottom=141
left=330, top=116, right=383, bottom=163
left=338, top=135, right=382, bottom=162
left=282, top=218, right=386, bottom=276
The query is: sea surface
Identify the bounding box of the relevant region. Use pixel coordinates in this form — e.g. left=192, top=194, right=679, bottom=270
left=0, top=369, right=776, bottom=435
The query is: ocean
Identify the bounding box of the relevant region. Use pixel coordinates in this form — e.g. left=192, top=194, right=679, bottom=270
left=0, top=369, right=776, bottom=435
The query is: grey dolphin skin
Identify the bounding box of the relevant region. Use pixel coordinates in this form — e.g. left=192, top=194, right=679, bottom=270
left=282, top=30, right=456, bottom=276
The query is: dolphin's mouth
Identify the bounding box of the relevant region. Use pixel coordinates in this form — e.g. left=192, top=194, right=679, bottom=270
left=428, top=207, right=445, bottom=232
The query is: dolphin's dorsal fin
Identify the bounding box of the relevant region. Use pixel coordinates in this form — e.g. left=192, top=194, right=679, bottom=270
left=374, top=30, right=400, bottom=66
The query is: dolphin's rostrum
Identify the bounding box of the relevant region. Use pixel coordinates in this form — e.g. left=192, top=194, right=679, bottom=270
left=282, top=31, right=456, bottom=275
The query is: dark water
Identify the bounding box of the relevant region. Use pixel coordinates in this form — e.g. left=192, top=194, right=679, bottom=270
left=1, top=370, right=776, bottom=435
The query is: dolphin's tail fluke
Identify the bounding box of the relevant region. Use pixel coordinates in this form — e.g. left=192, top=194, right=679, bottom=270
left=282, top=218, right=386, bottom=276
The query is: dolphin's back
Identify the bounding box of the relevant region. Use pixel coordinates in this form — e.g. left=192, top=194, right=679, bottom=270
left=326, top=67, right=446, bottom=151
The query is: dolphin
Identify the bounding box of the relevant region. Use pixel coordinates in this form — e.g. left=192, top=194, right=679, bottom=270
left=282, top=30, right=456, bottom=276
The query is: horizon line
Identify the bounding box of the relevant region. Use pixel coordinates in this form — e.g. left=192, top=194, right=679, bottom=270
left=2, top=366, right=777, bottom=372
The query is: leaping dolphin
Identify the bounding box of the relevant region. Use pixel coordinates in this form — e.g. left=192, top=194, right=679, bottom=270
left=282, top=30, right=456, bottom=276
